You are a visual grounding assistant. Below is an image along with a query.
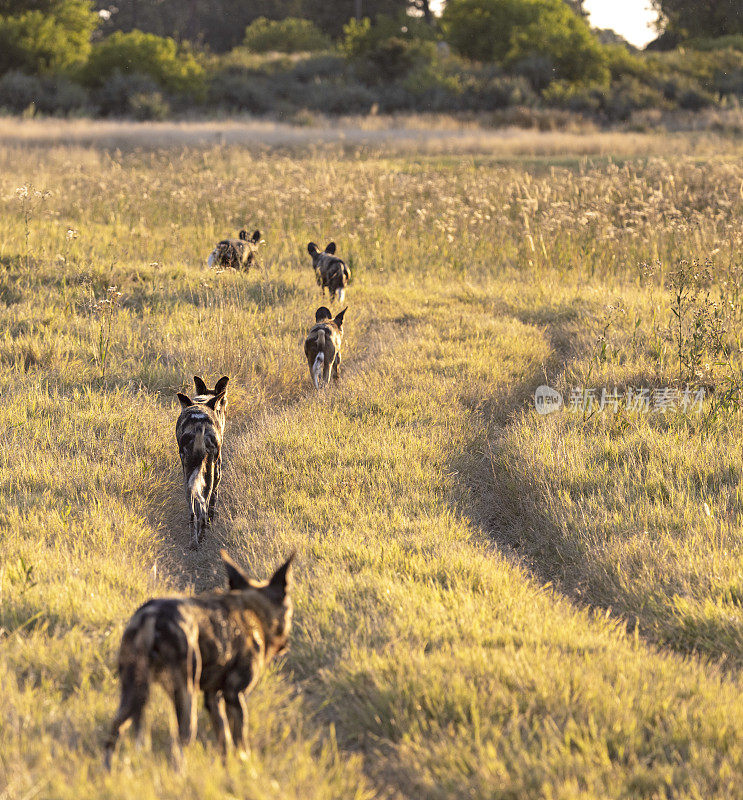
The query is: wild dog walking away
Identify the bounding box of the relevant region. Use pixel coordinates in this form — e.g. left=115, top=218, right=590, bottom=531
left=207, top=229, right=262, bottom=270
left=192, top=375, right=230, bottom=425
left=307, top=241, right=350, bottom=302
left=175, top=385, right=227, bottom=550
left=304, top=305, right=347, bottom=389
left=104, top=550, right=294, bottom=768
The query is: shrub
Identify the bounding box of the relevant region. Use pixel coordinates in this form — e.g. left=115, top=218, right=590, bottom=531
left=290, top=54, right=346, bottom=82
left=714, top=67, right=743, bottom=96
left=470, top=71, right=537, bottom=108
left=207, top=70, right=276, bottom=113
left=84, top=30, right=205, bottom=98
left=686, top=35, right=743, bottom=53
left=341, top=16, right=439, bottom=85
left=442, top=0, right=609, bottom=86
left=127, top=90, right=170, bottom=120
left=0, top=70, right=89, bottom=114
left=243, top=17, right=331, bottom=53
left=0, top=0, right=98, bottom=75
left=94, top=70, right=165, bottom=116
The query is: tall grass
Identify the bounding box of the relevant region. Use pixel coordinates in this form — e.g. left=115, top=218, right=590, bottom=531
left=0, top=131, right=742, bottom=798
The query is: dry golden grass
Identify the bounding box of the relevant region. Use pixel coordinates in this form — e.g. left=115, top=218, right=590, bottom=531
left=0, top=127, right=742, bottom=799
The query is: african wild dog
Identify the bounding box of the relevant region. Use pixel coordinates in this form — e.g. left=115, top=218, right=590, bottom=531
left=176, top=387, right=227, bottom=550
left=207, top=229, right=262, bottom=270
left=104, top=550, right=294, bottom=768
left=307, top=241, right=350, bottom=303
left=304, top=305, right=347, bottom=389
left=192, top=375, right=230, bottom=422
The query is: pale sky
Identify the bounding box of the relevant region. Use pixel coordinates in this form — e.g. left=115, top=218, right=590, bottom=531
left=583, top=0, right=658, bottom=47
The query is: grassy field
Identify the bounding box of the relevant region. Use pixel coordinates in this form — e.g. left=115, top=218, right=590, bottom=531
left=1, top=126, right=742, bottom=799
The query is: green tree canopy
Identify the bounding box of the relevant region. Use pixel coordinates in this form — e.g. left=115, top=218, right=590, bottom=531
left=84, top=30, right=205, bottom=95
left=651, top=0, right=743, bottom=39
left=243, top=16, right=331, bottom=52
left=0, top=0, right=98, bottom=74
left=441, top=0, right=609, bottom=85
left=93, top=0, right=420, bottom=49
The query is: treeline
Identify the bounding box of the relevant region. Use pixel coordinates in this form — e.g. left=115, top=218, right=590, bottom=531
left=0, top=0, right=742, bottom=123
left=92, top=0, right=430, bottom=49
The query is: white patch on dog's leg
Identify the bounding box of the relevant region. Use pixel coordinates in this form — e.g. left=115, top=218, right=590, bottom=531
left=337, top=288, right=345, bottom=303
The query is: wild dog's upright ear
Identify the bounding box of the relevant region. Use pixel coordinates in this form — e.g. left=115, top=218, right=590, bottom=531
left=177, top=393, right=194, bottom=408
left=315, top=306, right=332, bottom=322
left=214, top=376, right=230, bottom=395
left=307, top=242, right=319, bottom=256
left=333, top=306, right=348, bottom=329
left=239, top=230, right=248, bottom=241
left=324, top=242, right=336, bottom=254
left=220, top=549, right=251, bottom=590
left=193, top=376, right=208, bottom=395
left=206, top=391, right=227, bottom=413
left=251, top=230, right=261, bottom=243
left=266, top=552, right=295, bottom=602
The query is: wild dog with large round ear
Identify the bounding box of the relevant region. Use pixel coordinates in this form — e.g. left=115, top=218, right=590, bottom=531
left=104, top=551, right=295, bottom=768
left=306, top=240, right=350, bottom=302
left=175, top=390, right=227, bottom=550
left=303, top=305, right=348, bottom=389
left=192, top=375, right=230, bottom=433
left=207, top=229, right=262, bottom=270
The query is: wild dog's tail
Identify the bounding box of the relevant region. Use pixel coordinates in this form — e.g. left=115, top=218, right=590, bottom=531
left=188, top=427, right=209, bottom=549
left=207, top=249, right=217, bottom=269
left=312, top=330, right=326, bottom=390
left=121, top=613, right=156, bottom=678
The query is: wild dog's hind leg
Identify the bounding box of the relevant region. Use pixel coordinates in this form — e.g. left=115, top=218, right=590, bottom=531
left=182, top=463, right=193, bottom=525
left=322, top=343, right=336, bottom=386
left=333, top=352, right=342, bottom=381
left=208, top=455, right=222, bottom=522
left=103, top=662, right=150, bottom=769
left=224, top=691, right=249, bottom=757
left=168, top=639, right=201, bottom=763
left=223, top=667, right=255, bottom=757
left=204, top=690, right=233, bottom=757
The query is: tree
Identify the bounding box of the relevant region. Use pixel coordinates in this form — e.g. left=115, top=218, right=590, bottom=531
left=651, top=0, right=743, bottom=39
left=441, top=0, right=609, bottom=85
left=563, top=0, right=586, bottom=17
left=243, top=17, right=331, bottom=52
left=94, top=0, right=426, bottom=47
left=410, top=0, right=434, bottom=24
left=84, top=29, right=205, bottom=94
left=0, top=0, right=99, bottom=74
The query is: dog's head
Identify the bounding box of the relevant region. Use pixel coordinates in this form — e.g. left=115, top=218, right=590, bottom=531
left=308, top=241, right=336, bottom=266
left=239, top=229, right=261, bottom=244
left=315, top=306, right=333, bottom=323
left=192, top=375, right=230, bottom=419
left=220, top=550, right=295, bottom=656
left=177, top=390, right=228, bottom=427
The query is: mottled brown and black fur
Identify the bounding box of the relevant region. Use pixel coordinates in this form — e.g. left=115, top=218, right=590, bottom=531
left=208, top=229, right=262, bottom=270
left=104, top=551, right=294, bottom=768
left=304, top=305, right=347, bottom=389
left=307, top=241, right=350, bottom=303
left=175, top=388, right=227, bottom=550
